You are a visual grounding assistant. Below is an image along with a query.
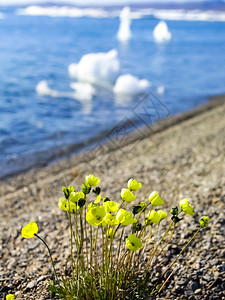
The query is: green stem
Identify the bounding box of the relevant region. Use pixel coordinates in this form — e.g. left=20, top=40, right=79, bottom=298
left=147, top=221, right=173, bottom=267
left=35, top=234, right=58, bottom=283
left=160, top=227, right=201, bottom=281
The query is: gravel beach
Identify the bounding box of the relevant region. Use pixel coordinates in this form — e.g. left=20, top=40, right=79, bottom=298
left=0, top=95, right=225, bottom=300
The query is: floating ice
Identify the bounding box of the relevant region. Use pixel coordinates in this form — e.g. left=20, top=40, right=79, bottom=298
left=17, top=6, right=109, bottom=18
left=156, top=86, right=165, bottom=95
left=36, top=80, right=94, bottom=114
left=36, top=80, right=60, bottom=97
left=68, top=49, right=120, bottom=88
left=153, top=21, right=171, bottom=43
left=70, top=82, right=96, bottom=101
left=113, top=74, right=150, bottom=95
left=117, top=6, right=132, bottom=42
left=16, top=6, right=225, bottom=22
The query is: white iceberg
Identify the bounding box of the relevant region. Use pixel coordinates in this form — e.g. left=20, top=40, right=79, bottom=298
left=70, top=82, right=96, bottom=101
left=117, top=6, right=132, bottom=42
left=68, top=49, right=120, bottom=88
left=156, top=86, right=165, bottom=95
left=36, top=80, right=60, bottom=97
left=113, top=74, right=150, bottom=95
left=153, top=21, right=171, bottom=43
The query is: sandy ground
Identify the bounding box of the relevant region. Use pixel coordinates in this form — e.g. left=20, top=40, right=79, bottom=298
left=0, top=95, right=225, bottom=299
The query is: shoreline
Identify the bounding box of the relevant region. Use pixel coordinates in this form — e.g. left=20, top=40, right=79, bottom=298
left=0, top=93, right=224, bottom=299
left=1, top=93, right=224, bottom=183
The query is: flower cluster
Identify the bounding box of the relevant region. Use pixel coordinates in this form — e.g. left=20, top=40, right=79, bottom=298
left=20, top=174, right=210, bottom=300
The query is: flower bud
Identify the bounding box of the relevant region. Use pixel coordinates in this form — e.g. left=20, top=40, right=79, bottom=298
left=149, top=191, right=164, bottom=206
left=93, top=187, right=101, bottom=195
left=171, top=206, right=179, bottom=216
left=132, top=205, right=142, bottom=215
left=140, top=202, right=147, bottom=212
left=132, top=221, right=143, bottom=232
left=199, top=216, right=210, bottom=227
left=78, top=198, right=86, bottom=208
left=62, top=185, right=75, bottom=199
left=171, top=216, right=181, bottom=224
left=82, top=183, right=91, bottom=195
left=103, top=197, right=110, bottom=203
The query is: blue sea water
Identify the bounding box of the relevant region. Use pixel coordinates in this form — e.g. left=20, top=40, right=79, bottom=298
left=0, top=6, right=225, bottom=178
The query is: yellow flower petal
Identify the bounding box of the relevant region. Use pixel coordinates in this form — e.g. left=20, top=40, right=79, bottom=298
left=21, top=221, right=38, bottom=239
left=116, top=209, right=137, bottom=226
left=179, top=198, right=194, bottom=215
left=86, top=206, right=106, bottom=226
left=103, top=200, right=120, bottom=213
left=127, top=179, right=142, bottom=191
left=69, top=191, right=85, bottom=203
left=85, top=174, right=100, bottom=187
left=147, top=210, right=161, bottom=224
left=121, top=188, right=136, bottom=203
left=149, top=191, right=164, bottom=206
left=104, top=213, right=120, bottom=226
left=6, top=295, right=16, bottom=300
left=126, top=234, right=142, bottom=251
left=94, top=194, right=101, bottom=204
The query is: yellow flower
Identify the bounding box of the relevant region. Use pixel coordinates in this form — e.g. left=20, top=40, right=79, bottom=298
left=86, top=206, right=106, bottom=226
left=116, top=209, right=137, bottom=225
left=69, top=191, right=85, bottom=203
left=121, top=188, right=136, bottom=203
left=94, top=194, right=101, bottom=204
left=21, top=221, right=38, bottom=239
left=149, top=191, right=164, bottom=206
left=199, top=216, right=210, bottom=227
left=6, top=295, right=16, bottom=300
left=126, top=234, right=142, bottom=251
left=127, top=179, right=142, bottom=191
left=158, top=210, right=167, bottom=222
left=103, top=200, right=120, bottom=213
left=85, top=174, right=100, bottom=187
left=62, top=185, right=75, bottom=198
left=146, top=210, right=161, bottom=224
left=104, top=213, right=120, bottom=226
left=106, top=228, right=117, bottom=238
left=88, top=202, right=97, bottom=211
left=179, top=198, right=194, bottom=215
left=58, top=197, right=79, bottom=212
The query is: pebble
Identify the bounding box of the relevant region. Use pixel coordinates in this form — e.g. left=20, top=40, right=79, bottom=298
left=26, top=280, right=37, bottom=290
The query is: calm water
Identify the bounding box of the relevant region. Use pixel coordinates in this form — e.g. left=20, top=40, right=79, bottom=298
left=0, top=6, right=225, bottom=178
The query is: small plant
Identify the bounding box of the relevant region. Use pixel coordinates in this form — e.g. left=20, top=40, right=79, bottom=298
left=21, top=175, right=210, bottom=300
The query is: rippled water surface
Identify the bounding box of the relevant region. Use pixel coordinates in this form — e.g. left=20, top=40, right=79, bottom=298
left=0, top=6, right=225, bottom=178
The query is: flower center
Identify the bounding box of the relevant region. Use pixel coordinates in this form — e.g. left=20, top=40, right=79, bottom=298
left=96, top=215, right=101, bottom=221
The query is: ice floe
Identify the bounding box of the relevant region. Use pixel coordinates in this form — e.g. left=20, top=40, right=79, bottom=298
left=117, top=6, right=132, bottom=42
left=156, top=86, right=165, bottom=95
left=68, top=49, right=120, bottom=88
left=36, top=80, right=61, bottom=97
left=113, top=74, right=150, bottom=95
left=17, top=6, right=110, bottom=18
left=153, top=21, right=171, bottom=43
left=70, top=82, right=96, bottom=101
